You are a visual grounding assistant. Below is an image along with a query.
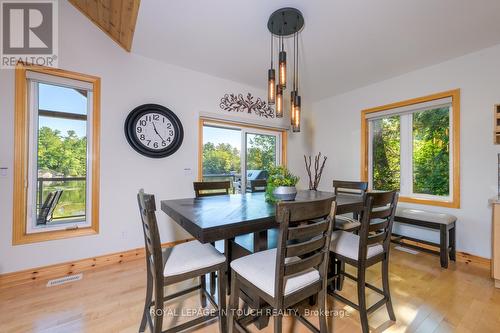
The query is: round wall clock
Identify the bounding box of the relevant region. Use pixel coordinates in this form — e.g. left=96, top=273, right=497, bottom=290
left=124, top=104, right=184, bottom=158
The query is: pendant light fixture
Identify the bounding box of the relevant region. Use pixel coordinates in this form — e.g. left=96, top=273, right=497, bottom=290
left=292, top=31, right=301, bottom=132
left=267, top=8, right=304, bottom=131
left=267, top=23, right=275, bottom=105
left=279, top=35, right=286, bottom=89
left=291, top=32, right=297, bottom=126
left=276, top=84, right=283, bottom=117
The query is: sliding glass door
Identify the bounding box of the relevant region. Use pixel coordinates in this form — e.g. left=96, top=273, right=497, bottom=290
left=201, top=121, right=283, bottom=193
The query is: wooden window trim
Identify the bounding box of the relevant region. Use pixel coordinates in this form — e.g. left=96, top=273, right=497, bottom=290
left=198, top=118, right=288, bottom=181
left=13, top=63, right=101, bottom=245
left=361, top=89, right=460, bottom=208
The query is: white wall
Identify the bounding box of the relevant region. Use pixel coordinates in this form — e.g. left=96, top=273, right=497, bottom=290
left=0, top=1, right=303, bottom=274
left=312, top=44, right=500, bottom=259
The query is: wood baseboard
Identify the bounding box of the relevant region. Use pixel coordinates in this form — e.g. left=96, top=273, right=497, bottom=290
left=1, top=237, right=492, bottom=290
left=0, top=239, right=193, bottom=289
left=397, top=238, right=491, bottom=268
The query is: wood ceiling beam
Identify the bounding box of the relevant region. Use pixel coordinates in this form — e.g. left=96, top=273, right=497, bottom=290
left=68, top=0, right=140, bottom=52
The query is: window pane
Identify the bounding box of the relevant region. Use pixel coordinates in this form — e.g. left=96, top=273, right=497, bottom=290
left=372, top=116, right=401, bottom=191
left=36, top=83, right=88, bottom=225
left=202, top=125, right=241, bottom=186
left=412, top=108, right=450, bottom=196
left=38, top=83, right=87, bottom=115
left=245, top=133, right=276, bottom=192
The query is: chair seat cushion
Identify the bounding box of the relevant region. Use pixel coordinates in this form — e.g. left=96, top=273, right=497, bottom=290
left=395, top=207, right=457, bottom=225
left=230, top=248, right=320, bottom=297
left=330, top=231, right=384, bottom=260
left=335, top=215, right=361, bottom=231
left=163, top=240, right=226, bottom=277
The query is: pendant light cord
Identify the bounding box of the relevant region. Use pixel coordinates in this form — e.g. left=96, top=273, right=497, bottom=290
left=296, top=29, right=299, bottom=94
left=270, top=23, right=273, bottom=69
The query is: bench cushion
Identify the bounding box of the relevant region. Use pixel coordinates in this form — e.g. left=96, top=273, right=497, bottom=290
left=395, top=207, right=456, bottom=225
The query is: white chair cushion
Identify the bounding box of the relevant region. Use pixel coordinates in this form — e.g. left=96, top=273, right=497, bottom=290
left=330, top=231, right=384, bottom=260
left=163, top=240, right=226, bottom=277
left=230, top=248, right=320, bottom=297
left=396, top=207, right=457, bottom=225
left=335, top=215, right=361, bottom=231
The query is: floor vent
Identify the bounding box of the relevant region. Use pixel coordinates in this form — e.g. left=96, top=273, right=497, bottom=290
left=46, top=273, right=83, bottom=287
left=394, top=245, right=419, bottom=255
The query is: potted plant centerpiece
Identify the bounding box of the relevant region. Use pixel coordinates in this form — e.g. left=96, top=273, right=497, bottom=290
left=265, top=166, right=300, bottom=202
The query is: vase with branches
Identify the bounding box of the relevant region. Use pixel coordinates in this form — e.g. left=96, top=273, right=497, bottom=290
left=304, top=152, right=327, bottom=190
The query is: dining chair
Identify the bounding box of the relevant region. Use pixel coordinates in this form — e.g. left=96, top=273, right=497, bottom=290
left=137, top=189, right=227, bottom=333
left=249, top=179, right=267, bottom=193
left=36, top=189, right=63, bottom=225
left=332, top=180, right=368, bottom=232
left=329, top=191, right=399, bottom=333
left=228, top=197, right=337, bottom=333
left=193, top=181, right=232, bottom=197
left=193, top=181, right=232, bottom=295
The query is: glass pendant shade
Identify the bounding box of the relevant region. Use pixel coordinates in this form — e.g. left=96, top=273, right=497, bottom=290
left=290, top=90, right=296, bottom=125
left=279, top=51, right=286, bottom=88
left=276, top=84, right=283, bottom=118
left=268, top=69, right=276, bottom=104
left=292, top=95, right=301, bottom=132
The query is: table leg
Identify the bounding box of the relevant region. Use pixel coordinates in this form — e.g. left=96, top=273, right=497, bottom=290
left=225, top=237, right=234, bottom=295
left=253, top=230, right=268, bottom=252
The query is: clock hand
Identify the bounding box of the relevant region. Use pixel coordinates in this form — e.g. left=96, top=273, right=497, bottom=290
left=152, top=122, right=165, bottom=141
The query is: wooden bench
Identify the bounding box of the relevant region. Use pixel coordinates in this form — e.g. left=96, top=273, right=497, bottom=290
left=392, top=207, right=456, bottom=268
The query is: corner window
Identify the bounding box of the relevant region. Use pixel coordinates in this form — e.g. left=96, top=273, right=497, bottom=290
left=199, top=119, right=286, bottom=193
left=362, top=90, right=460, bottom=208
left=13, top=64, right=100, bottom=244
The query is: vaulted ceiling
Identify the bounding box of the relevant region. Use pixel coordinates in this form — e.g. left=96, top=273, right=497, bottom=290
left=73, top=0, right=500, bottom=101
left=69, top=0, right=140, bottom=51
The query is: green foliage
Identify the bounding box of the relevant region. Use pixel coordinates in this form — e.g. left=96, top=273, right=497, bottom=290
left=202, top=142, right=240, bottom=175
left=372, top=108, right=450, bottom=196
left=372, top=116, right=401, bottom=191
left=38, top=127, right=87, bottom=176
left=265, top=166, right=299, bottom=203
left=37, top=127, right=87, bottom=220
left=412, top=108, right=449, bottom=196
left=202, top=134, right=276, bottom=176
left=246, top=135, right=276, bottom=171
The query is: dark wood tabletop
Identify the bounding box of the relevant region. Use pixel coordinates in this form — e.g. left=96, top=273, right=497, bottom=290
left=161, top=190, right=363, bottom=243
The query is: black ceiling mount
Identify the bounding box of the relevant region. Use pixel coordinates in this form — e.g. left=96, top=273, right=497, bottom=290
left=267, top=7, right=304, bottom=37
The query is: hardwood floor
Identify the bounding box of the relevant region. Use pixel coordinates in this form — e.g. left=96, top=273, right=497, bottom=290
left=1, top=246, right=499, bottom=333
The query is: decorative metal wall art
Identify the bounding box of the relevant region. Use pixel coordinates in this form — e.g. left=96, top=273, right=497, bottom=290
left=219, top=93, right=275, bottom=118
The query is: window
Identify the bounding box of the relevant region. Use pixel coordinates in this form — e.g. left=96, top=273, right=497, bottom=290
left=199, top=119, right=286, bottom=193
left=361, top=90, right=460, bottom=208
left=13, top=63, right=100, bottom=244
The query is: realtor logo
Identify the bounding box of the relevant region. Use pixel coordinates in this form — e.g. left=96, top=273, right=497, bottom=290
left=1, top=0, right=58, bottom=68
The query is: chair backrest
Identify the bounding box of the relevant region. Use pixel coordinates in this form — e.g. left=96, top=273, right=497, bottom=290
left=46, top=190, right=63, bottom=221
left=193, top=181, right=231, bottom=197
left=274, top=197, right=337, bottom=302
left=357, top=191, right=399, bottom=261
left=137, top=189, right=164, bottom=301
left=37, top=190, right=63, bottom=225
left=249, top=179, right=267, bottom=193
left=332, top=180, right=368, bottom=196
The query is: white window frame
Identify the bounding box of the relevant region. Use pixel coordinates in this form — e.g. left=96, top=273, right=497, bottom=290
left=367, top=102, right=454, bottom=203
left=26, top=74, right=94, bottom=233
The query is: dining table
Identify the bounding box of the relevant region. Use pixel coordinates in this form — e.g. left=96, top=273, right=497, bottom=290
left=160, top=190, right=364, bottom=328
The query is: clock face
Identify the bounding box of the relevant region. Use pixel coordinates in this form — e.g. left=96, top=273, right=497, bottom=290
left=125, top=104, right=183, bottom=158
left=134, top=113, right=175, bottom=150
